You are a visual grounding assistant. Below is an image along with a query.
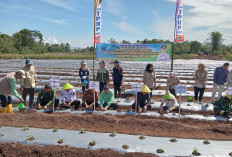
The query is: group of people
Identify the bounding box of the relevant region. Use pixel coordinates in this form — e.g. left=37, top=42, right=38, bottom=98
left=0, top=59, right=231, bottom=115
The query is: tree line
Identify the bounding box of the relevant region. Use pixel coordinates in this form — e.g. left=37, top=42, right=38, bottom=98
left=0, top=29, right=231, bottom=58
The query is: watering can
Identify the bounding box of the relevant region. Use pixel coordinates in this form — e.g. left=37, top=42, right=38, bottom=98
left=17, top=103, right=27, bottom=113
left=188, top=96, right=194, bottom=102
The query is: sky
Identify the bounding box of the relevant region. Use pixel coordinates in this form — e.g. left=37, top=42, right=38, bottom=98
left=0, top=0, right=232, bottom=48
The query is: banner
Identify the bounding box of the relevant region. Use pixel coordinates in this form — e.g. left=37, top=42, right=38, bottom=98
left=94, top=0, right=102, bottom=43
left=96, top=43, right=172, bottom=62
left=175, top=0, right=184, bottom=42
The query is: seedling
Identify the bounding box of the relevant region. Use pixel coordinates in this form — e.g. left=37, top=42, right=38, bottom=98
left=23, top=125, right=29, bottom=131
left=109, top=131, right=116, bottom=137
left=0, top=133, right=3, bottom=137
left=28, top=135, right=34, bottom=141
left=58, top=139, right=64, bottom=144
left=205, top=104, right=209, bottom=107
left=187, top=104, right=191, bottom=106
left=122, top=144, right=129, bottom=149
left=139, top=134, right=145, bottom=140
left=79, top=128, right=86, bottom=134
left=156, top=149, right=164, bottom=153
left=229, top=152, right=232, bottom=156
left=203, top=138, right=210, bottom=145
left=192, top=148, right=201, bottom=156
left=170, top=137, right=177, bottom=142
left=53, top=127, right=59, bottom=132
left=89, top=139, right=96, bottom=146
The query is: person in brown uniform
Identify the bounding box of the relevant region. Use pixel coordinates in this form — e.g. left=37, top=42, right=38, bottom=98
left=20, top=59, right=37, bottom=108
left=0, top=70, right=25, bottom=113
left=82, top=89, right=99, bottom=109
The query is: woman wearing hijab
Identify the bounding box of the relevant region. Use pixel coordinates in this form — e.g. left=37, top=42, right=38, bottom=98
left=79, top=61, right=90, bottom=94
left=143, top=64, right=156, bottom=98
left=194, top=63, right=207, bottom=104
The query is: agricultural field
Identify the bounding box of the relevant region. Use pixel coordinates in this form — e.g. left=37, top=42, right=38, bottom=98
left=0, top=59, right=232, bottom=157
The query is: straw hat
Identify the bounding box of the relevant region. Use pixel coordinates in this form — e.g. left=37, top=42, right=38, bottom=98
left=142, top=85, right=151, bottom=93
left=163, top=91, right=175, bottom=99
left=62, top=82, right=74, bottom=90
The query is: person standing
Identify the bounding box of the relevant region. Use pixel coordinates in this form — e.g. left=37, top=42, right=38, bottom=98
left=143, top=64, right=156, bottom=98
left=79, top=61, right=90, bottom=94
left=226, top=69, right=232, bottom=87
left=194, top=63, right=207, bottom=104
left=167, top=72, right=180, bottom=97
left=112, top=60, right=123, bottom=98
left=96, top=61, right=110, bottom=93
left=20, top=59, right=37, bottom=108
left=0, top=70, right=25, bottom=113
left=212, top=63, right=229, bottom=103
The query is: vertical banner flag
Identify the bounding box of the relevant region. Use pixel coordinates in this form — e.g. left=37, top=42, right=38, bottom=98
left=175, top=0, right=184, bottom=42
left=94, top=0, right=102, bottom=43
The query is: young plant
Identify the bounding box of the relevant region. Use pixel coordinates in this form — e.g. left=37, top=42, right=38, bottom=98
left=156, top=149, right=164, bottom=153
left=170, top=137, right=177, bottom=142
left=122, top=144, right=129, bottom=149
left=23, top=125, right=29, bottom=131
left=192, top=148, right=201, bottom=156
left=53, top=127, right=59, bottom=132
left=187, top=104, right=191, bottom=106
left=89, top=139, right=96, bottom=146
left=58, top=139, right=64, bottom=144
left=79, top=128, right=86, bottom=134
left=0, top=133, right=3, bottom=137
left=28, top=135, right=34, bottom=141
left=203, top=138, right=210, bottom=145
left=109, top=131, right=116, bottom=137
left=139, top=134, right=145, bottom=140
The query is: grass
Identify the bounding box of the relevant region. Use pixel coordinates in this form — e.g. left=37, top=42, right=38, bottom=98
left=0, top=53, right=93, bottom=60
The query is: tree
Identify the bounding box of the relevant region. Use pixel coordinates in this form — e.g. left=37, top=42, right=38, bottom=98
left=108, top=38, right=118, bottom=43
left=209, top=31, right=223, bottom=52
left=0, top=34, right=17, bottom=54
left=65, top=43, right=71, bottom=52
left=121, top=40, right=131, bottom=44
left=190, top=41, right=202, bottom=54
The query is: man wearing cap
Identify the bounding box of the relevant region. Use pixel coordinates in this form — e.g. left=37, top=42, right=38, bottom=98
left=20, top=59, right=37, bottom=108
left=82, top=89, right=99, bottom=109
left=167, top=72, right=180, bottom=97
left=160, top=91, right=181, bottom=115
left=60, top=83, right=80, bottom=110
left=79, top=61, right=90, bottom=93
left=96, top=61, right=110, bottom=93
left=0, top=70, right=25, bottom=113
left=100, top=85, right=119, bottom=111
left=132, top=85, right=151, bottom=113
left=112, top=60, right=123, bottom=98
left=36, top=85, right=59, bottom=110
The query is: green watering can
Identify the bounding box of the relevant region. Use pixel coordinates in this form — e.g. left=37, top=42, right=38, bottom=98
left=188, top=96, right=194, bottom=102
left=17, top=103, right=27, bottom=113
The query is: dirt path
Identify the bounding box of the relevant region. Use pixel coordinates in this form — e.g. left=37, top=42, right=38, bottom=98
left=0, top=112, right=232, bottom=141
left=0, top=143, right=158, bottom=157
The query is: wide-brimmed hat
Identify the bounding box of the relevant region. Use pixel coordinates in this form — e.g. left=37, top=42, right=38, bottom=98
left=142, top=85, right=151, bottom=93
left=62, top=82, right=74, bottom=90
left=17, top=70, right=26, bottom=78
left=163, top=91, right=175, bottom=99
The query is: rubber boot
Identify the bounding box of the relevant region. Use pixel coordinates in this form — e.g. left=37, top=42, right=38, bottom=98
left=1, top=107, right=7, bottom=113
left=7, top=104, right=13, bottom=114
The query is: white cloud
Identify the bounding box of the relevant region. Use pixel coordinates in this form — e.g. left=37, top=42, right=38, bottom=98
left=43, top=37, right=59, bottom=44
left=162, top=0, right=232, bottom=44
left=114, top=21, right=144, bottom=36
left=104, top=0, right=123, bottom=15
left=45, top=19, right=67, bottom=25
left=41, top=0, right=75, bottom=11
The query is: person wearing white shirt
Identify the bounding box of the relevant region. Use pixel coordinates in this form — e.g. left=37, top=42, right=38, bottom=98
left=160, top=91, right=181, bottom=115
left=60, top=83, right=80, bottom=110
left=157, top=45, right=170, bottom=62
